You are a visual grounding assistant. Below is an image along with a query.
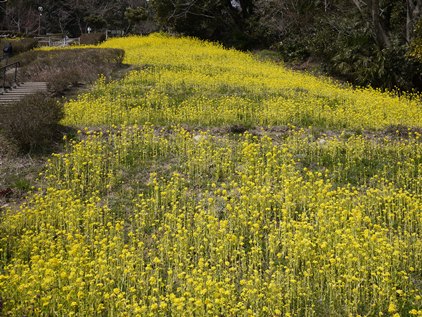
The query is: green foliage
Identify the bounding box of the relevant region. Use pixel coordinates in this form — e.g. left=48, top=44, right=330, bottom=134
left=269, top=3, right=422, bottom=91
left=274, top=35, right=313, bottom=61
left=125, top=7, right=147, bottom=23
left=409, top=18, right=422, bottom=62
left=12, top=178, right=31, bottom=192
left=0, top=94, right=64, bottom=153
left=409, top=38, right=422, bottom=61
left=246, top=0, right=422, bottom=91
left=85, top=15, right=108, bottom=30
left=253, top=49, right=284, bottom=64
left=310, top=15, right=422, bottom=90
left=124, top=6, right=158, bottom=34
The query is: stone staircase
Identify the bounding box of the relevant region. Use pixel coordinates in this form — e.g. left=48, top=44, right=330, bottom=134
left=0, top=82, right=49, bottom=105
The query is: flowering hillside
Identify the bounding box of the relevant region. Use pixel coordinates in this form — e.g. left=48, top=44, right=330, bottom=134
left=0, top=34, right=421, bottom=316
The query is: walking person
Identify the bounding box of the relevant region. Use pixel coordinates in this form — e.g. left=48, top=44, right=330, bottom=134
left=3, top=42, right=13, bottom=63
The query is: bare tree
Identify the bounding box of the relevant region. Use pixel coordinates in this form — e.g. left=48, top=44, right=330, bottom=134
left=5, top=0, right=38, bottom=33
left=253, top=0, right=329, bottom=40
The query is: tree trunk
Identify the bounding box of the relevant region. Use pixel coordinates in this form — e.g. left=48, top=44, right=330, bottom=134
left=350, top=0, right=391, bottom=49
left=370, top=0, right=390, bottom=49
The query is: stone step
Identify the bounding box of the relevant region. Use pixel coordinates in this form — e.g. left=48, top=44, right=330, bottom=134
left=4, top=92, right=45, bottom=95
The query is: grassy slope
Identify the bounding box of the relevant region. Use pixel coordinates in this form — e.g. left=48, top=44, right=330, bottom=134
left=0, top=34, right=421, bottom=316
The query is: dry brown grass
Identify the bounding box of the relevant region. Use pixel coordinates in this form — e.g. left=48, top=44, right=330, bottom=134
left=12, top=48, right=124, bottom=94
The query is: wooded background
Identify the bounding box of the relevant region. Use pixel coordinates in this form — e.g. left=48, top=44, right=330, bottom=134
left=1, top=0, right=421, bottom=90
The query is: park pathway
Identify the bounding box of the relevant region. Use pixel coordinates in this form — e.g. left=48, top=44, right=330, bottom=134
left=0, top=82, right=48, bottom=105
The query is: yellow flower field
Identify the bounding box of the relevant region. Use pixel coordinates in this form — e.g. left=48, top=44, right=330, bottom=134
left=0, top=34, right=421, bottom=316
left=59, top=34, right=421, bottom=129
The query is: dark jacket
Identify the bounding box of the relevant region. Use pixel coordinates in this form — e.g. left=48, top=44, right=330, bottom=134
left=3, top=43, right=13, bottom=57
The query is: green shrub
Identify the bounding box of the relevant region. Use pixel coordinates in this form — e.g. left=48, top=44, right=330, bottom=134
left=408, top=19, right=422, bottom=62
left=80, top=32, right=106, bottom=45
left=307, top=16, right=422, bottom=91
left=0, top=93, right=64, bottom=153
left=253, top=49, right=284, bottom=64
left=409, top=38, right=422, bottom=61
left=85, top=15, right=107, bottom=30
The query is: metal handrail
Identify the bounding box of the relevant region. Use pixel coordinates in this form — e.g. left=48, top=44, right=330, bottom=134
left=0, top=61, right=20, bottom=94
